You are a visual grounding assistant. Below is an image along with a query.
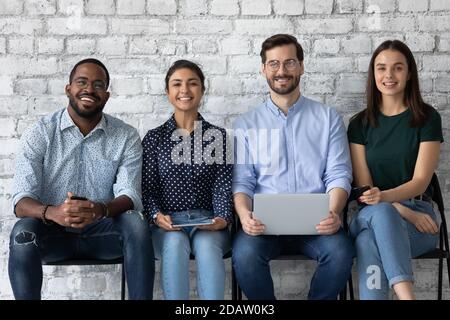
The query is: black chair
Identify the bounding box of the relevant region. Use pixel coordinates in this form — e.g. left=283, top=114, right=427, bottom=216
left=43, top=257, right=126, bottom=300
left=233, top=217, right=348, bottom=300
left=343, top=173, right=450, bottom=300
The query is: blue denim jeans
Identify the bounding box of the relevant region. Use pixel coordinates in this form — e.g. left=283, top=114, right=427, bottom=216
left=152, top=209, right=231, bottom=300
left=232, top=228, right=355, bottom=300
left=349, top=200, right=439, bottom=300
left=8, top=211, right=155, bottom=300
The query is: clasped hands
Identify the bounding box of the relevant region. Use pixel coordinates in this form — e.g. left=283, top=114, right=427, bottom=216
left=46, top=192, right=104, bottom=228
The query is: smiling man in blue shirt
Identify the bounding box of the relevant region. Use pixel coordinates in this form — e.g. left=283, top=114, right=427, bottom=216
left=8, top=58, right=154, bottom=300
left=232, top=34, right=355, bottom=300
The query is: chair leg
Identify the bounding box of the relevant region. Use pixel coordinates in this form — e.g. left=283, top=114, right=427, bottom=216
left=348, top=274, right=354, bottom=300
left=447, top=257, right=450, bottom=299
left=121, top=263, right=126, bottom=300
left=237, top=283, right=242, bottom=300
left=438, top=258, right=443, bottom=300
left=231, top=267, right=237, bottom=300
left=339, top=288, right=346, bottom=300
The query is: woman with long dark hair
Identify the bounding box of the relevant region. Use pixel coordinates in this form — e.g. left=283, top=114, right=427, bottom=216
left=142, top=60, right=232, bottom=299
left=347, top=40, right=443, bottom=299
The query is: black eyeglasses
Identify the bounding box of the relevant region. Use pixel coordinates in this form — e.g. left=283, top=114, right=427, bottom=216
left=73, top=78, right=107, bottom=92
left=265, top=59, right=299, bottom=72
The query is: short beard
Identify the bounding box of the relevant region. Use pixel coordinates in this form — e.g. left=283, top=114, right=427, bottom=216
left=68, top=96, right=105, bottom=119
left=267, top=75, right=300, bottom=95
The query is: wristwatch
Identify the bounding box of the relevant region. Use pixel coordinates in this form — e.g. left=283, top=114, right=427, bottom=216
left=151, top=212, right=159, bottom=224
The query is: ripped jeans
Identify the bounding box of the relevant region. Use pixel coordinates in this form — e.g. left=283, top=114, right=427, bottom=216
left=8, top=211, right=155, bottom=300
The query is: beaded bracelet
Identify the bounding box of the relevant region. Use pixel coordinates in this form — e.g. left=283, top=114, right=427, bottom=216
left=41, top=205, right=52, bottom=225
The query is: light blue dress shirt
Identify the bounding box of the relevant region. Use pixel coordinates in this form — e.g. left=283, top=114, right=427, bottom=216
left=232, top=95, right=352, bottom=198
left=12, top=108, right=143, bottom=212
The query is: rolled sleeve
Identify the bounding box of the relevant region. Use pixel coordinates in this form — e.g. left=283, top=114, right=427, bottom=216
left=325, top=178, right=352, bottom=197
left=212, top=130, right=233, bottom=224
left=232, top=118, right=257, bottom=199
left=11, top=123, right=47, bottom=214
left=113, top=128, right=143, bottom=212
left=323, top=110, right=352, bottom=197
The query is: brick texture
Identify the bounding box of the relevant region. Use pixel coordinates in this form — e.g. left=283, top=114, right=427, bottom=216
left=0, top=0, right=449, bottom=300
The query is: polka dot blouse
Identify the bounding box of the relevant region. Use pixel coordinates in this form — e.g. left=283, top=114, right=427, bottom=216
left=142, top=113, right=233, bottom=223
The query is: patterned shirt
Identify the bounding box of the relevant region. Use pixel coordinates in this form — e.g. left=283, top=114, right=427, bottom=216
left=142, top=114, right=233, bottom=223
left=12, top=108, right=143, bottom=212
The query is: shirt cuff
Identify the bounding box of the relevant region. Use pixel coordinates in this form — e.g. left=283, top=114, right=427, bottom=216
left=232, top=185, right=255, bottom=199
left=12, top=192, right=39, bottom=214
left=214, top=211, right=233, bottom=224
left=326, top=178, right=352, bottom=197
left=116, top=189, right=143, bottom=212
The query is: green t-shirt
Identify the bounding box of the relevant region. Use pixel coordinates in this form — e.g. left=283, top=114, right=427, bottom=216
left=347, top=108, right=443, bottom=191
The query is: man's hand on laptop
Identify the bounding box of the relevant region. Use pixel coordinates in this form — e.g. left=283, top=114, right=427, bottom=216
left=316, top=211, right=341, bottom=235
left=241, top=212, right=265, bottom=236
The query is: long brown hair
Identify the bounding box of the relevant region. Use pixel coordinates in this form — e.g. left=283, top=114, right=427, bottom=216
left=353, top=40, right=431, bottom=127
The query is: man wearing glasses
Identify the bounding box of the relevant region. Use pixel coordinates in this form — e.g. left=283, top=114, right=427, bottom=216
left=232, top=34, right=354, bottom=299
left=8, top=59, right=154, bottom=299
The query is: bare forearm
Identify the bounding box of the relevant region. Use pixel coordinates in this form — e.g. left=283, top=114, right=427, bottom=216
left=328, top=187, right=348, bottom=216
left=15, top=197, right=46, bottom=218
left=381, top=178, right=430, bottom=203
left=106, top=195, right=134, bottom=218
left=233, top=193, right=252, bottom=221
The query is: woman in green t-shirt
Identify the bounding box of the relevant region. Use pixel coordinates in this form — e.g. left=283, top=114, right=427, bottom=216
left=347, top=40, right=443, bottom=300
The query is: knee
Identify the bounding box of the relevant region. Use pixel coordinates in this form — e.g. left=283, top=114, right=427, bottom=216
left=192, top=231, right=228, bottom=257
left=369, top=202, right=404, bottom=226
left=325, top=233, right=355, bottom=268
left=160, top=231, right=190, bottom=255
left=358, top=202, right=402, bottom=226
left=232, top=232, right=259, bottom=266
left=354, top=229, right=376, bottom=251
left=115, top=210, right=151, bottom=241
left=9, top=218, right=41, bottom=247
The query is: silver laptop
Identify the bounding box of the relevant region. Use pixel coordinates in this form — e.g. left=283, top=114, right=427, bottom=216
left=253, top=193, right=330, bottom=235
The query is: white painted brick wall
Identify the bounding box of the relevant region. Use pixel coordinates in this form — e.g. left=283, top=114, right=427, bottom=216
left=147, top=0, right=177, bottom=15
left=58, top=0, right=84, bottom=14
left=430, top=0, right=450, bottom=11
left=25, top=0, right=56, bottom=15
left=37, top=37, right=65, bottom=54
left=0, top=0, right=23, bottom=15
left=273, top=0, right=304, bottom=15
left=0, top=38, right=6, bottom=54
left=398, top=0, right=428, bottom=12
left=179, top=0, right=207, bottom=16
left=117, top=0, right=146, bottom=15
left=85, top=0, right=115, bottom=15
left=15, top=79, right=48, bottom=95
left=1, top=0, right=449, bottom=300
left=210, top=0, right=239, bottom=16
left=242, top=0, right=272, bottom=16
left=8, top=37, right=34, bottom=55
left=305, top=0, right=333, bottom=14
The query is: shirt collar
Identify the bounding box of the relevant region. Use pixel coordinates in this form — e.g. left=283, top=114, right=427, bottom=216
left=60, top=107, right=107, bottom=133
left=265, top=94, right=304, bottom=117
left=163, top=113, right=208, bottom=133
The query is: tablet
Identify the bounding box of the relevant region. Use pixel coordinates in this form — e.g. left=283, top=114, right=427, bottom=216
left=172, top=219, right=214, bottom=228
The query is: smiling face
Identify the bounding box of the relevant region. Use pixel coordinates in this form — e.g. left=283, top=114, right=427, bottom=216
left=166, top=68, right=204, bottom=113
left=261, top=44, right=304, bottom=96
left=65, top=63, right=110, bottom=119
left=374, top=49, right=410, bottom=101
